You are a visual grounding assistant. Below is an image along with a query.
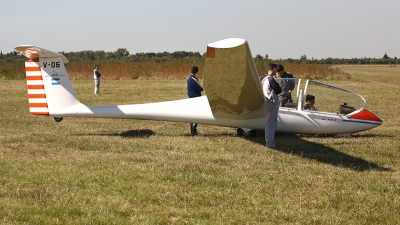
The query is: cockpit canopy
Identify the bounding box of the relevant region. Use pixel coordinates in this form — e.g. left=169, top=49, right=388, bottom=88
left=276, top=78, right=366, bottom=115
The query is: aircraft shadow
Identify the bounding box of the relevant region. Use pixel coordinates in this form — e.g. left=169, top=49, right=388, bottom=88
left=77, top=129, right=155, bottom=138
left=248, top=132, right=392, bottom=172
left=76, top=129, right=391, bottom=171
left=350, top=133, right=395, bottom=138
left=118, top=129, right=155, bottom=138
left=115, top=129, right=155, bottom=138
left=297, top=133, right=394, bottom=138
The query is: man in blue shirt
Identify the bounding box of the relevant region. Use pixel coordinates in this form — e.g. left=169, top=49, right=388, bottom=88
left=187, top=66, right=204, bottom=136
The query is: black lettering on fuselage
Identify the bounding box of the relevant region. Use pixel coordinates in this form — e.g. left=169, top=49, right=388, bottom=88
left=322, top=118, right=337, bottom=121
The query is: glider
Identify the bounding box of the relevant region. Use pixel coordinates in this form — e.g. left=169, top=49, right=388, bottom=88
left=14, top=38, right=382, bottom=136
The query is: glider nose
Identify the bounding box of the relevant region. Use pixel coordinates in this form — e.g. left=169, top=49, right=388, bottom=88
left=348, top=108, right=383, bottom=123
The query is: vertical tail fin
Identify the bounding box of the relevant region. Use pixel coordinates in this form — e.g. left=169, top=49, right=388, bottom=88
left=15, top=45, right=81, bottom=116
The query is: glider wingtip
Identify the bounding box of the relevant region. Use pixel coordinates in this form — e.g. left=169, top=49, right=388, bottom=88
left=207, top=38, right=247, bottom=49
left=14, top=45, right=69, bottom=63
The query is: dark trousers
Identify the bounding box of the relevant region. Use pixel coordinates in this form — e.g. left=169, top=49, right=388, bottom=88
left=190, top=123, right=198, bottom=136
left=188, top=96, right=199, bottom=136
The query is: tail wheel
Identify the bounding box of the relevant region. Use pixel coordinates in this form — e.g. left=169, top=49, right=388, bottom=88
left=54, top=117, right=63, bottom=122
left=237, top=128, right=256, bottom=137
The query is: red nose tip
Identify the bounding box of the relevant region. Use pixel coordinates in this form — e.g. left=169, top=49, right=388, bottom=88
left=348, top=109, right=382, bottom=123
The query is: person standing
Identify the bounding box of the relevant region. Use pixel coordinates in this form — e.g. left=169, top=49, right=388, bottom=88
left=275, top=64, right=295, bottom=107
left=187, top=66, right=204, bottom=136
left=94, top=65, right=101, bottom=94
left=260, top=63, right=282, bottom=148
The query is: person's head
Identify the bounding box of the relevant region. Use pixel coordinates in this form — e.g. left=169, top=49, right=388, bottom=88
left=191, top=66, right=199, bottom=75
left=276, top=64, right=285, bottom=77
left=306, top=94, right=315, bottom=105
left=95, top=65, right=99, bottom=70
left=267, top=63, right=277, bottom=75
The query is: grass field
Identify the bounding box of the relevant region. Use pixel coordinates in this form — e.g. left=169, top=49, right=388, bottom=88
left=1, top=65, right=399, bottom=224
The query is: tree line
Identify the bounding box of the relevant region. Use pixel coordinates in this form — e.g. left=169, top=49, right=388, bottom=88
left=1, top=48, right=397, bottom=80
left=0, top=49, right=202, bottom=63
left=254, top=53, right=400, bottom=65
left=1, top=48, right=399, bottom=65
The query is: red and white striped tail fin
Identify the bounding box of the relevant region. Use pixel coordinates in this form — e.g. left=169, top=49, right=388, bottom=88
left=25, top=58, right=49, bottom=115
left=15, top=45, right=82, bottom=117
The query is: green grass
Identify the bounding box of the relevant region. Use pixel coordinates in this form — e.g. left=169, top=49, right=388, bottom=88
left=1, top=66, right=400, bottom=224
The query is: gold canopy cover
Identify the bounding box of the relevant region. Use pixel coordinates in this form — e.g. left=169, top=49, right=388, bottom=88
left=204, top=38, right=265, bottom=119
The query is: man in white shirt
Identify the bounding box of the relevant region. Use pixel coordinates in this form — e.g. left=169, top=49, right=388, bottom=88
left=94, top=65, right=101, bottom=94
left=260, top=63, right=282, bottom=148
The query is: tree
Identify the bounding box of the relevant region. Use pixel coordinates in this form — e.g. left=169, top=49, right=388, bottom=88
left=300, top=54, right=307, bottom=60
left=105, top=52, right=116, bottom=59
left=115, top=48, right=129, bottom=58
left=255, top=54, right=263, bottom=60
left=265, top=54, right=269, bottom=60
left=82, top=50, right=95, bottom=60
left=383, top=53, right=389, bottom=59
left=94, top=51, right=106, bottom=60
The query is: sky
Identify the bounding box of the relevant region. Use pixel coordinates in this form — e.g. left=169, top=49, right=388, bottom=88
left=1, top=0, right=399, bottom=59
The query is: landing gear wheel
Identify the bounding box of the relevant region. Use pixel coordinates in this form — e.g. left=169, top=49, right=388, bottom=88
left=237, top=128, right=256, bottom=137
left=54, top=117, right=63, bottom=122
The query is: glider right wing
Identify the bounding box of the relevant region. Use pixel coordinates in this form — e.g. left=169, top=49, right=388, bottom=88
left=203, top=38, right=266, bottom=119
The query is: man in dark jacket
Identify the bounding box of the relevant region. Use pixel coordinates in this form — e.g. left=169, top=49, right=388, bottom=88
left=275, top=64, right=295, bottom=106
left=187, top=66, right=204, bottom=136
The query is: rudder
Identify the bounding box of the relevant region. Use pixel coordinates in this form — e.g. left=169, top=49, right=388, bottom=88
left=25, top=57, right=49, bottom=115
left=16, top=45, right=81, bottom=116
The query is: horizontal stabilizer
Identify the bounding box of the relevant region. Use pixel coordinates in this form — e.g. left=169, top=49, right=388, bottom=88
left=14, top=45, right=69, bottom=63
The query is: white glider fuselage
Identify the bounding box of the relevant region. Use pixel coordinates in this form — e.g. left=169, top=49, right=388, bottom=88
left=15, top=39, right=382, bottom=135
left=52, top=96, right=381, bottom=135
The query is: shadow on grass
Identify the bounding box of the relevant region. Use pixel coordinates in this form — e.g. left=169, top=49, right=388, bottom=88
left=79, top=128, right=391, bottom=171
left=248, top=132, right=392, bottom=172
left=119, top=129, right=155, bottom=138
left=81, top=129, right=155, bottom=138
left=191, top=132, right=238, bottom=137
left=351, top=133, right=395, bottom=138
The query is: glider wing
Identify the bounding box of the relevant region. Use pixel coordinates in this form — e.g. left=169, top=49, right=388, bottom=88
left=203, top=38, right=265, bottom=119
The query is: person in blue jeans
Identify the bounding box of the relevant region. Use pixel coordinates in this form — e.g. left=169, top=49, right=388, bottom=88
left=187, top=66, right=204, bottom=136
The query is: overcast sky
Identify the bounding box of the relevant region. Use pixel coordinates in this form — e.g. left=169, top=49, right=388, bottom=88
left=1, top=0, right=399, bottom=59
